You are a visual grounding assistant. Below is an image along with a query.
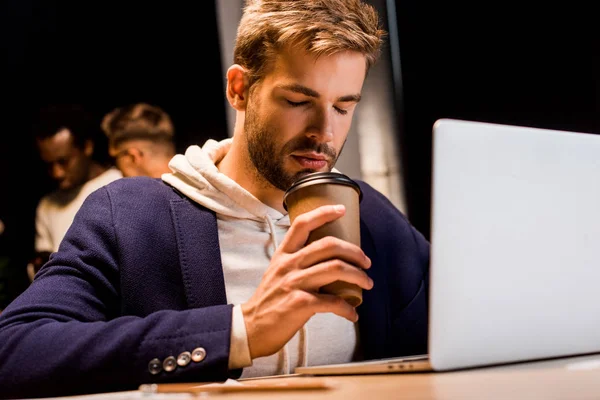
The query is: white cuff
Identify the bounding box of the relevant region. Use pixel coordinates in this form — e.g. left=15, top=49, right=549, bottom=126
left=228, top=304, right=253, bottom=369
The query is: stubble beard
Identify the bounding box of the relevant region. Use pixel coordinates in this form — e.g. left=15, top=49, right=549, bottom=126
left=245, top=105, right=340, bottom=192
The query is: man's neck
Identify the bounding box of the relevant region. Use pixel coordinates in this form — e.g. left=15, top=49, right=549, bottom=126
left=217, top=144, right=287, bottom=214
left=88, top=162, right=108, bottom=182
left=148, top=155, right=174, bottom=178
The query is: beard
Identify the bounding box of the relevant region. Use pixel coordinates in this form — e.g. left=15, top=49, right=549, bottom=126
left=245, top=104, right=340, bottom=191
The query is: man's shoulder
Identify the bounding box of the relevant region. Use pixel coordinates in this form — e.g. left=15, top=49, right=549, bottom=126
left=355, top=179, right=393, bottom=208
left=88, top=177, right=196, bottom=220
left=355, top=179, right=411, bottom=222
left=92, top=177, right=215, bottom=229
left=103, top=177, right=203, bottom=208
left=104, top=176, right=174, bottom=197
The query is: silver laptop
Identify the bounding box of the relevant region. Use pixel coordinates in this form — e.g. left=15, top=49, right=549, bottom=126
left=296, top=118, right=600, bottom=375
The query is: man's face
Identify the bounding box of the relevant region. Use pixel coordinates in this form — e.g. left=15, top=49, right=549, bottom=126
left=37, top=128, right=92, bottom=191
left=244, top=48, right=367, bottom=191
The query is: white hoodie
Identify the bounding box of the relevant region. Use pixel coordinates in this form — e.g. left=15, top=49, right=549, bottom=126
left=162, top=138, right=360, bottom=378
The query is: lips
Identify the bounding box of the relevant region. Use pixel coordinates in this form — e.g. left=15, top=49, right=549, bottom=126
left=291, top=152, right=329, bottom=170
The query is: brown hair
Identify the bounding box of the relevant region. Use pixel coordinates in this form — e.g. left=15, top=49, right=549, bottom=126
left=234, top=0, right=386, bottom=88
left=101, top=103, right=174, bottom=148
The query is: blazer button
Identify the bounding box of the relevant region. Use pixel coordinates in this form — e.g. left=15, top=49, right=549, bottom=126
left=191, top=347, right=206, bottom=362
left=163, top=356, right=177, bottom=372
left=177, top=351, right=192, bottom=367
left=148, top=358, right=162, bottom=375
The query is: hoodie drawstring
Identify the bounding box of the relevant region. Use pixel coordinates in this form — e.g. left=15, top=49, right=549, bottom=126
left=263, top=215, right=279, bottom=254
left=281, top=325, right=309, bottom=374
left=264, top=215, right=288, bottom=373
left=299, top=324, right=309, bottom=367
left=263, top=215, right=309, bottom=374
left=282, top=343, right=290, bottom=374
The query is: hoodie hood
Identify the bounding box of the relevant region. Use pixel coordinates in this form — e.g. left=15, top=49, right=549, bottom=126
left=162, top=138, right=287, bottom=223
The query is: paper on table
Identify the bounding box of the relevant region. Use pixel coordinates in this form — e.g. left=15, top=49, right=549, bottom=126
left=566, top=359, right=600, bottom=371
left=139, top=376, right=337, bottom=393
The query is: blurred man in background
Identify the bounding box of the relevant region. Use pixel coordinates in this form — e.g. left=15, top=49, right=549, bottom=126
left=101, top=102, right=176, bottom=178
left=28, top=104, right=122, bottom=280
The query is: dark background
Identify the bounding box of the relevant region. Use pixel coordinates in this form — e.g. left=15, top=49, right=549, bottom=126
left=1, top=1, right=598, bottom=306
left=0, top=1, right=229, bottom=306
left=394, top=2, right=599, bottom=239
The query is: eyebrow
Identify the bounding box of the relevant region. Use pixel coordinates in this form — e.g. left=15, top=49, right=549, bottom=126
left=277, top=83, right=362, bottom=103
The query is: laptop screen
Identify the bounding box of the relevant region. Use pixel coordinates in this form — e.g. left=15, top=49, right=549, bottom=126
left=428, top=119, right=600, bottom=370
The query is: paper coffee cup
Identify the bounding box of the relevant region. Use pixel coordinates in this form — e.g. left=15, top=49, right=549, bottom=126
left=283, top=172, right=363, bottom=307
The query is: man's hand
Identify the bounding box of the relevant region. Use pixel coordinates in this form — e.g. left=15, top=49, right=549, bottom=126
left=241, top=204, right=373, bottom=359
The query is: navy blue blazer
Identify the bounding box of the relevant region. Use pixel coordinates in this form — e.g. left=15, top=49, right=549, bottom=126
left=0, top=177, right=429, bottom=398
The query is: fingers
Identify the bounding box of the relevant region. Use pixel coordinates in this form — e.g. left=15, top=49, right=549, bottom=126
left=310, top=292, right=359, bottom=322
left=280, top=203, right=370, bottom=270
left=286, top=259, right=374, bottom=291
left=241, top=289, right=359, bottom=359
left=295, top=236, right=371, bottom=271
left=281, top=204, right=346, bottom=251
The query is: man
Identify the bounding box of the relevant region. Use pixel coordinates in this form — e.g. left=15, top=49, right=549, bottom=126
left=0, top=1, right=429, bottom=398
left=26, top=104, right=123, bottom=280
left=101, top=102, right=176, bottom=178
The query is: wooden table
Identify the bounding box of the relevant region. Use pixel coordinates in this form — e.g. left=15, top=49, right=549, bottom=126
left=55, top=354, right=600, bottom=400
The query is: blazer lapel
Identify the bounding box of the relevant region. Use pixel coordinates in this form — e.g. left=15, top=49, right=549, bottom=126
left=170, top=198, right=228, bottom=308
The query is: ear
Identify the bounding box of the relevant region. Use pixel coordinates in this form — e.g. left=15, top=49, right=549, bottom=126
left=128, top=147, right=144, bottom=165
left=83, top=139, right=94, bottom=157
left=226, top=64, right=249, bottom=111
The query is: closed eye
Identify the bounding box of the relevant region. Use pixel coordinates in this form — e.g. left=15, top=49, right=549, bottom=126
left=287, top=100, right=308, bottom=107
left=287, top=100, right=349, bottom=116
left=334, top=106, right=348, bottom=116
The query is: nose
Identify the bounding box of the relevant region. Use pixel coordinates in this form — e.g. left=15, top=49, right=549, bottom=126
left=50, top=163, right=66, bottom=181
left=306, top=108, right=334, bottom=143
